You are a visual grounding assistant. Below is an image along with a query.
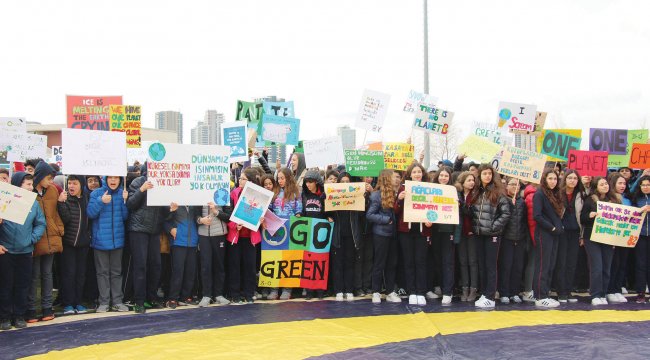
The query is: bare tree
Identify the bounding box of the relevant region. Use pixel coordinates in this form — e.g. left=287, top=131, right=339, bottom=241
left=429, top=126, right=461, bottom=163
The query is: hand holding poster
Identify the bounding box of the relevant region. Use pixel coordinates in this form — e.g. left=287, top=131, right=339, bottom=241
left=497, top=101, right=537, bottom=133
left=457, top=135, right=501, bottom=164
left=567, top=150, right=608, bottom=177
left=344, top=150, right=384, bottom=177
left=540, top=130, right=581, bottom=161
left=66, top=95, right=123, bottom=130
left=591, top=202, right=646, bottom=248
left=403, top=181, right=459, bottom=224
left=356, top=89, right=390, bottom=132
left=498, top=146, right=547, bottom=184
left=62, top=129, right=126, bottom=176
left=324, top=182, right=365, bottom=211
left=260, top=114, right=300, bottom=145
left=412, top=103, right=453, bottom=135
left=384, top=143, right=414, bottom=171
left=230, top=181, right=274, bottom=231
left=0, top=181, right=38, bottom=225
left=110, top=105, right=142, bottom=148
left=303, top=137, right=344, bottom=168
left=221, top=122, right=248, bottom=163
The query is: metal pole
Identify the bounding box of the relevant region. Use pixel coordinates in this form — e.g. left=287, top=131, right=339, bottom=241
left=422, top=0, right=431, bottom=169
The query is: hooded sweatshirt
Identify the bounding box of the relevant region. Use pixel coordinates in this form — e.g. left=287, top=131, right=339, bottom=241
left=87, top=177, right=129, bottom=250
left=57, top=175, right=91, bottom=248
left=0, top=172, right=46, bottom=254
left=301, top=170, right=326, bottom=219
left=33, top=160, right=64, bottom=256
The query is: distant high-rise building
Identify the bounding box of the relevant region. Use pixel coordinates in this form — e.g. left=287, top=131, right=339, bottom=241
left=191, top=110, right=225, bottom=145
left=155, top=111, right=183, bottom=143
left=255, top=96, right=288, bottom=165
left=337, top=125, right=356, bottom=150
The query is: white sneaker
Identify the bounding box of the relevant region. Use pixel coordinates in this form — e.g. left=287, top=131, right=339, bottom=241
left=112, top=303, right=130, bottom=312
left=267, top=290, right=279, bottom=300
left=621, top=287, right=628, bottom=295
left=386, top=292, right=402, bottom=303
left=372, top=292, right=381, bottom=304
left=408, top=294, right=417, bottom=305
left=96, top=304, right=109, bottom=313
left=510, top=295, right=522, bottom=303
left=425, top=291, right=440, bottom=299
left=606, top=294, right=620, bottom=303
left=600, top=297, right=608, bottom=305
left=345, top=293, right=354, bottom=301
left=475, top=295, right=495, bottom=309
left=549, top=298, right=560, bottom=305
left=198, top=296, right=212, bottom=307
left=500, top=296, right=510, bottom=304
left=591, top=297, right=603, bottom=305
left=279, top=290, right=291, bottom=300
left=441, top=295, right=452, bottom=305
left=522, top=291, right=535, bottom=302
left=215, top=296, right=230, bottom=305
left=417, top=295, right=427, bottom=306
left=535, top=298, right=559, bottom=308
left=616, top=293, right=628, bottom=303
left=335, top=293, right=344, bottom=301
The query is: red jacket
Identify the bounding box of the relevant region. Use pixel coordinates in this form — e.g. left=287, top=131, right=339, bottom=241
left=524, top=185, right=538, bottom=246
left=394, top=184, right=433, bottom=237
left=227, top=186, right=262, bottom=245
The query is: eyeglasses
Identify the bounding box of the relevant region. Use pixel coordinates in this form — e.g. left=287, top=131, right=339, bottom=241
left=641, top=184, right=650, bottom=187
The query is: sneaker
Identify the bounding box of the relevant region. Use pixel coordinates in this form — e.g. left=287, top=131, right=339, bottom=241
left=425, top=291, right=440, bottom=300
left=178, top=298, right=195, bottom=306
left=198, top=296, right=212, bottom=307
left=63, top=306, right=76, bottom=315
left=75, top=305, right=88, bottom=314
left=549, top=298, right=560, bottom=305
left=231, top=299, right=245, bottom=305
left=621, top=287, right=628, bottom=295
left=13, top=318, right=26, bottom=329
left=335, top=293, right=344, bottom=301
left=372, top=292, right=381, bottom=304
left=434, top=286, right=442, bottom=297
left=166, top=300, right=178, bottom=309
left=567, top=296, right=578, bottom=303
left=253, top=291, right=262, bottom=301
left=418, top=295, right=427, bottom=306
left=408, top=294, right=417, bottom=305
left=345, top=293, right=354, bottom=301
left=41, top=308, right=55, bottom=321
left=245, top=298, right=255, bottom=304
left=279, top=290, right=291, bottom=300
left=354, top=289, right=365, bottom=297
left=96, top=304, right=110, bottom=313
left=535, top=298, right=559, bottom=308
left=510, top=295, right=522, bottom=304
left=441, top=295, right=452, bottom=305
left=134, top=304, right=146, bottom=314
left=0, top=319, right=11, bottom=330
left=145, top=301, right=163, bottom=309
left=636, top=294, right=646, bottom=303
left=25, top=310, right=38, bottom=323
left=475, top=295, right=495, bottom=309
left=386, top=292, right=402, bottom=303
left=600, top=297, right=608, bottom=305
left=500, top=296, right=510, bottom=304
left=522, top=290, right=535, bottom=302
left=591, top=297, right=604, bottom=306
left=112, top=304, right=129, bottom=312
left=305, top=291, right=313, bottom=300
left=558, top=296, right=568, bottom=303
left=616, top=293, right=628, bottom=303
left=267, top=290, right=279, bottom=300
left=214, top=296, right=229, bottom=305
left=397, top=288, right=407, bottom=297
left=606, top=294, right=621, bottom=303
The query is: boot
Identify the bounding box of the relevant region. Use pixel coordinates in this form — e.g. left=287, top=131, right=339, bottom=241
left=467, top=288, right=478, bottom=302
left=461, top=287, right=469, bottom=302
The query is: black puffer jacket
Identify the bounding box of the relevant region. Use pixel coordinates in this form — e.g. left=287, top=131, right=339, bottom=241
left=126, top=164, right=165, bottom=234
left=502, top=196, right=529, bottom=243
left=470, top=186, right=511, bottom=236
left=57, top=192, right=91, bottom=247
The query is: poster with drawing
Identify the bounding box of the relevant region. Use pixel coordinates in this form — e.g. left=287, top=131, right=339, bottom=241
left=230, top=181, right=274, bottom=231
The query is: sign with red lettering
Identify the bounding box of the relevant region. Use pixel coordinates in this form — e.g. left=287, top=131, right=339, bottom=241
left=629, top=143, right=650, bottom=169
left=567, top=150, right=608, bottom=177
left=66, top=95, right=123, bottom=130
left=109, top=105, right=142, bottom=148
left=497, top=101, right=537, bottom=133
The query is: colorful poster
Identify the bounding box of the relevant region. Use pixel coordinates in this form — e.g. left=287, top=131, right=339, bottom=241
left=263, top=210, right=285, bottom=236
left=591, top=201, right=646, bottom=248
left=259, top=216, right=333, bottom=289
left=609, top=130, right=649, bottom=168
left=510, top=111, right=546, bottom=135
left=66, top=95, right=123, bottom=130
left=497, top=101, right=537, bottom=133
left=383, top=143, right=414, bottom=171
left=629, top=144, right=650, bottom=169
left=403, top=180, right=459, bottom=224
left=324, top=182, right=366, bottom=211
left=412, top=103, right=453, bottom=135
left=230, top=181, right=274, bottom=231
left=473, top=121, right=508, bottom=146
left=260, top=114, right=300, bottom=145
left=497, top=145, right=547, bottom=184
left=457, top=135, right=502, bottom=164
left=262, top=101, right=295, bottom=118
left=540, top=130, right=581, bottom=161
left=4, top=133, right=47, bottom=162
left=62, top=129, right=126, bottom=176
left=303, top=137, right=345, bottom=168
left=589, top=128, right=627, bottom=155
left=50, top=146, right=63, bottom=171
left=235, top=100, right=263, bottom=122
left=146, top=143, right=230, bottom=206
left=0, top=181, right=38, bottom=225
left=344, top=150, right=385, bottom=177
left=221, top=122, right=248, bottom=163
left=356, top=89, right=390, bottom=132
left=109, top=105, right=142, bottom=148
left=536, top=129, right=582, bottom=161
left=403, top=90, right=437, bottom=113
left=567, top=150, right=608, bottom=177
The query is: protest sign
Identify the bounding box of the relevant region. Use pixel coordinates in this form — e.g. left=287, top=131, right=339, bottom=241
left=146, top=143, right=230, bottom=206
left=50, top=146, right=63, bottom=171
left=356, top=89, right=390, bottom=132
left=263, top=211, right=285, bottom=236
left=629, top=143, right=650, bottom=169
left=324, top=182, right=365, bottom=211
left=567, top=150, right=608, bottom=177
left=263, top=101, right=295, bottom=118
left=609, top=130, right=649, bottom=168
left=66, top=95, right=123, bottom=130
left=127, top=141, right=152, bottom=165
left=384, top=143, right=414, bottom=171
left=412, top=103, right=453, bottom=135
left=403, top=180, right=459, bottom=224
left=259, top=216, right=333, bottom=289
left=403, top=90, right=437, bottom=113
left=4, top=133, right=47, bottom=162
left=0, top=117, right=26, bottom=147
left=236, top=100, right=263, bottom=122
left=344, top=150, right=384, bottom=177
left=510, top=111, right=546, bottom=135
left=473, top=122, right=508, bottom=146
left=221, top=122, right=248, bottom=163
left=62, top=129, right=126, bottom=176
left=260, top=114, right=300, bottom=145
left=514, top=134, right=538, bottom=151
left=497, top=102, right=537, bottom=133
left=0, top=181, right=38, bottom=225
left=589, top=128, right=627, bottom=155
left=591, top=201, right=646, bottom=248
left=109, top=105, right=141, bottom=148
left=540, top=130, right=581, bottom=161
left=498, top=145, right=547, bottom=184
left=230, top=181, right=274, bottom=231
left=303, top=137, right=344, bottom=168
left=457, top=135, right=501, bottom=164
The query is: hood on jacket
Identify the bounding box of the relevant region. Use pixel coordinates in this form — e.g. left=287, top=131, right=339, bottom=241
left=33, top=160, right=55, bottom=187
left=140, top=161, right=148, bottom=178
left=101, top=176, right=124, bottom=193
left=11, top=171, right=29, bottom=187
left=302, top=170, right=324, bottom=194
left=441, top=159, right=454, bottom=168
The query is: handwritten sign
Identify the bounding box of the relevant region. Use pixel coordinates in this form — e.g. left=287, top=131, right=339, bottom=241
left=304, top=137, right=345, bottom=168
left=62, top=129, right=126, bottom=176
left=0, top=181, right=38, bottom=225
left=50, top=146, right=63, bottom=171
left=324, top=182, right=365, bottom=211
left=3, top=133, right=47, bottom=163
left=230, top=181, right=274, bottom=231
left=609, top=130, right=649, bottom=168
left=567, top=150, right=608, bottom=177
left=403, top=181, right=459, bottom=224
left=412, top=103, right=453, bottom=135
left=403, top=90, right=437, bottom=113
left=629, top=143, right=650, bottom=169
left=510, top=111, right=546, bottom=135
left=236, top=100, right=264, bottom=147
left=497, top=101, right=537, bottom=133
left=261, top=114, right=300, bottom=145
left=591, top=201, right=646, bottom=248
left=0, top=117, right=27, bottom=147
left=473, top=121, right=508, bottom=146
left=457, top=135, right=502, bottom=164
left=356, top=89, right=390, bottom=132
left=127, top=141, right=152, bottom=165
left=109, top=105, right=141, bottom=148
left=498, top=146, right=547, bottom=184
left=344, top=150, right=384, bottom=177
left=589, top=128, right=627, bottom=155
left=259, top=216, right=333, bottom=289
left=221, top=122, right=248, bottom=163
left=540, top=130, right=581, bottom=161
left=66, top=95, right=123, bottom=130
left=263, top=101, right=295, bottom=118
left=383, top=143, right=414, bottom=171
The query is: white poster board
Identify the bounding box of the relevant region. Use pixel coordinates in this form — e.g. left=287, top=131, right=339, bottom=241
left=62, top=128, right=127, bottom=176
left=0, top=117, right=27, bottom=148
left=4, top=133, right=47, bottom=162
left=0, top=181, right=38, bottom=225
left=356, top=89, right=391, bottom=132
left=497, top=101, right=537, bottom=133
left=303, top=136, right=345, bottom=168
left=230, top=181, right=274, bottom=231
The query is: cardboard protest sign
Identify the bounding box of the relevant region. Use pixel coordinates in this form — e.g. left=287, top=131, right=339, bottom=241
left=510, top=111, right=546, bottom=135
left=62, top=129, right=126, bottom=176
left=0, top=117, right=27, bottom=148
left=0, top=181, right=38, bottom=225
left=497, top=146, right=547, bottom=184
left=514, top=134, right=538, bottom=151
left=629, top=143, right=650, bottom=169
left=608, top=130, right=649, bottom=168
left=412, top=103, right=453, bottom=135
left=591, top=201, right=646, bottom=248
left=259, top=216, right=333, bottom=289
left=403, top=90, right=437, bottom=113
left=473, top=121, right=509, bottom=146
left=324, top=182, right=365, bottom=211
left=230, top=181, right=274, bottom=231
left=109, top=105, right=141, bottom=148
left=589, top=128, right=627, bottom=155
left=383, top=143, right=414, bottom=171
left=3, top=133, right=47, bottom=162
left=536, top=129, right=582, bottom=160
left=356, top=89, right=390, bottom=132
left=50, top=146, right=63, bottom=171
left=540, top=130, right=581, bottom=161
left=236, top=100, right=264, bottom=147
left=221, top=122, right=248, bottom=163
left=403, top=180, right=459, bottom=224
left=262, top=101, right=295, bottom=118
left=303, top=137, right=344, bottom=168
left=497, top=102, right=537, bottom=133
left=344, top=150, right=384, bottom=177
left=260, top=114, right=300, bottom=145
left=567, top=150, right=608, bottom=177
left=146, top=143, right=230, bottom=206
left=457, top=135, right=502, bottom=164
left=66, top=95, right=123, bottom=130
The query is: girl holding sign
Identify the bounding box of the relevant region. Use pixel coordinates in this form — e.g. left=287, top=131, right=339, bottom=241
left=455, top=171, right=479, bottom=302
left=631, top=175, right=650, bottom=304
left=607, top=173, right=632, bottom=304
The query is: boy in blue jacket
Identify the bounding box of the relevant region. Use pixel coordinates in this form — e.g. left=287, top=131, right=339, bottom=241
left=87, top=176, right=129, bottom=313
left=0, top=172, right=46, bottom=330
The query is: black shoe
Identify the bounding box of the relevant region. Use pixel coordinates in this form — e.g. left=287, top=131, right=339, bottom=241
left=317, top=290, right=325, bottom=300
left=13, top=318, right=27, bottom=329
left=0, top=319, right=11, bottom=330
left=134, top=304, right=146, bottom=314
left=166, top=300, right=178, bottom=309
left=148, top=301, right=164, bottom=309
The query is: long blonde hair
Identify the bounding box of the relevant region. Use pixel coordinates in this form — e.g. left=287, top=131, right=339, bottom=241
left=375, top=169, right=396, bottom=209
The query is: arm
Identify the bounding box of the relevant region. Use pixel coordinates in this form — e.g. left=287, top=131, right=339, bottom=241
left=256, top=153, right=273, bottom=174
left=57, top=201, right=72, bottom=225
left=491, top=195, right=512, bottom=233
left=126, top=178, right=146, bottom=210
left=86, top=192, right=103, bottom=220
left=453, top=156, right=464, bottom=172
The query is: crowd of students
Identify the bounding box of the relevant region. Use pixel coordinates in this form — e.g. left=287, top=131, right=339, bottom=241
left=1, top=150, right=649, bottom=331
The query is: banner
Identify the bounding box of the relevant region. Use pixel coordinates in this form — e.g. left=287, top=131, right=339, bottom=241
left=62, top=129, right=126, bottom=176
left=221, top=122, right=248, bottom=163
left=609, top=130, right=649, bottom=168
left=630, top=143, right=650, bottom=169
left=567, top=150, right=608, bottom=177
left=324, top=182, right=365, bottom=211
left=457, top=135, right=501, bottom=164
left=3, top=133, right=47, bottom=162
left=497, top=101, right=537, bottom=133
left=260, top=114, right=300, bottom=145
left=403, top=180, right=459, bottom=224
left=384, top=143, right=414, bottom=171
left=540, top=130, right=581, bottom=161
left=497, top=145, right=547, bottom=184
left=262, top=101, right=295, bottom=118
left=403, top=90, right=437, bottom=113
left=510, top=111, right=546, bottom=135
left=66, top=95, right=123, bottom=130
left=536, top=129, right=582, bottom=161
left=356, top=89, right=390, bottom=132
left=109, top=105, right=141, bottom=148
left=344, top=150, right=384, bottom=177
left=590, top=201, right=646, bottom=248
left=589, top=128, right=627, bottom=155
left=303, top=137, right=344, bottom=168
left=259, top=216, right=333, bottom=289
left=412, top=103, right=453, bottom=135
left=146, top=143, right=230, bottom=206
left=0, top=181, right=38, bottom=225
left=50, top=146, right=63, bottom=171
left=230, top=181, right=274, bottom=231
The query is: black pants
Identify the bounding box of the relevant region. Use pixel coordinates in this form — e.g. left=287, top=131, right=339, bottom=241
left=371, top=234, right=398, bottom=294
left=584, top=237, right=614, bottom=299
left=608, top=247, right=630, bottom=294
left=553, top=229, right=580, bottom=297
left=130, top=232, right=162, bottom=305
left=635, top=235, right=650, bottom=294
left=533, top=231, right=559, bottom=299
left=476, top=235, right=500, bottom=299
left=0, top=253, right=32, bottom=320
left=61, top=244, right=89, bottom=307
left=332, top=235, right=356, bottom=294
left=498, top=239, right=526, bottom=298
left=199, top=235, right=227, bottom=298
left=168, top=246, right=197, bottom=301
left=427, top=231, right=442, bottom=291
left=83, top=248, right=99, bottom=303
left=228, top=238, right=257, bottom=300
left=399, top=232, right=429, bottom=295
left=356, top=233, right=373, bottom=291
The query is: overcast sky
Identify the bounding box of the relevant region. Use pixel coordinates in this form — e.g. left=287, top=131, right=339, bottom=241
left=1, top=0, right=648, bottom=148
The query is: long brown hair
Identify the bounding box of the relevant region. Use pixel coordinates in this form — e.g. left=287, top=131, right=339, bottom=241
left=454, top=171, right=475, bottom=193
left=591, top=176, right=622, bottom=204
left=471, top=164, right=503, bottom=205
left=275, top=167, right=300, bottom=202
left=404, top=162, right=428, bottom=182
left=375, top=169, right=396, bottom=209
left=541, top=168, right=564, bottom=216
left=432, top=166, right=453, bottom=185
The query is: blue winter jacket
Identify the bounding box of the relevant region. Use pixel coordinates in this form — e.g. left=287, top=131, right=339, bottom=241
left=634, top=193, right=650, bottom=237
left=164, top=206, right=199, bottom=247
left=87, top=180, right=129, bottom=250
left=0, top=172, right=46, bottom=254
